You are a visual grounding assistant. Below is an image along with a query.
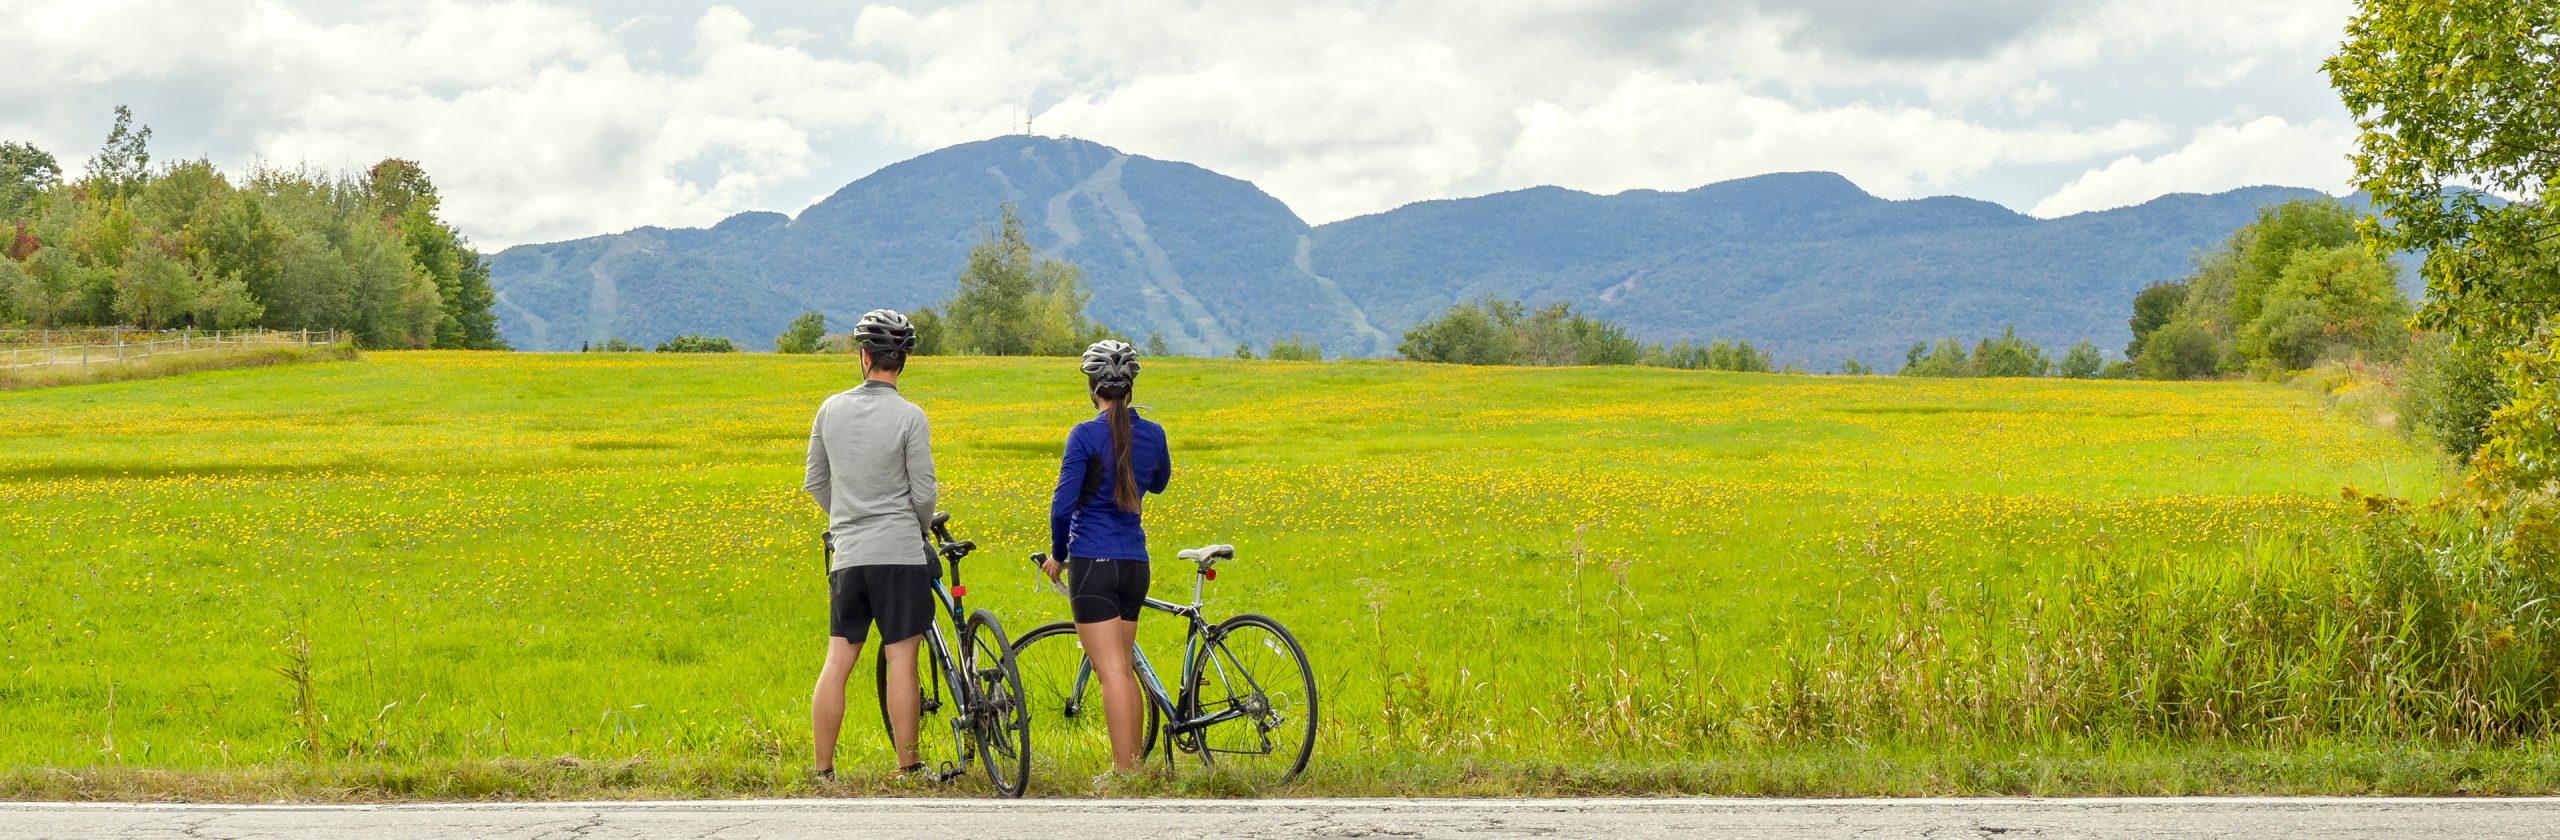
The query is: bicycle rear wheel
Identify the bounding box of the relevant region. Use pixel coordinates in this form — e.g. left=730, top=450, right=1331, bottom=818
left=1013, top=621, right=1159, bottom=782
left=1186, top=613, right=1317, bottom=787
left=962, top=610, right=1030, bottom=798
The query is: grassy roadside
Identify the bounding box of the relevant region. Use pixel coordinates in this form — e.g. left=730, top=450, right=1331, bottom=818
left=8, top=741, right=2558, bottom=801
left=0, top=343, right=357, bottom=390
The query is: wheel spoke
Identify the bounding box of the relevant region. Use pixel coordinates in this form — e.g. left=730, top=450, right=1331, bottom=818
left=1011, top=623, right=1117, bottom=785
left=1188, top=616, right=1317, bottom=787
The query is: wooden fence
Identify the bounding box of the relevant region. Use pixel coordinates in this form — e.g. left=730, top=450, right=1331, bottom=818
left=0, top=328, right=341, bottom=371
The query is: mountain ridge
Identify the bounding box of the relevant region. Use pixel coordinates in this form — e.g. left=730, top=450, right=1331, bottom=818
left=488, top=135, right=2349, bottom=365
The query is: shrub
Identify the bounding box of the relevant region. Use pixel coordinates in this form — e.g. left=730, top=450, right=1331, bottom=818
left=2401, top=333, right=2512, bottom=462
left=654, top=334, right=735, bottom=353
left=2136, top=320, right=2219, bottom=380
left=774, top=312, right=826, bottom=354
left=1266, top=336, right=1322, bottom=361
left=2058, top=340, right=2104, bottom=379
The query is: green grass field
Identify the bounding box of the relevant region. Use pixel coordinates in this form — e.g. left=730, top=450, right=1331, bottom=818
left=12, top=351, right=2542, bottom=800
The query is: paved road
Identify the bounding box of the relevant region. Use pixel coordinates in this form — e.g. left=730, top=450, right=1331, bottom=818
left=6, top=797, right=2559, bottom=839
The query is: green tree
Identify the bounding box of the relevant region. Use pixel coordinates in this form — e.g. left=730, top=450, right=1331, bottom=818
left=2059, top=340, right=2104, bottom=379
left=2330, top=0, right=2560, bottom=488
left=775, top=310, right=827, bottom=354
left=2229, top=199, right=2360, bottom=326
left=0, top=141, right=61, bottom=219
left=942, top=204, right=1103, bottom=355
left=16, top=244, right=95, bottom=327
left=1969, top=327, right=2050, bottom=378
left=1901, top=338, right=1970, bottom=377
left=368, top=159, right=501, bottom=349
left=2330, top=2, right=2559, bottom=350
left=1398, top=296, right=1519, bottom=365
left=1267, top=336, right=1322, bottom=361
left=188, top=259, right=262, bottom=328
left=0, top=255, right=24, bottom=323
left=2127, top=280, right=2188, bottom=358
left=1233, top=341, right=1254, bottom=360
left=2136, top=319, right=2220, bottom=380
left=111, top=237, right=194, bottom=328
left=84, top=105, right=152, bottom=197
left=1839, top=357, right=1869, bottom=376
left=2401, top=332, right=2510, bottom=460
left=2236, top=246, right=2412, bottom=371
left=906, top=307, right=945, bottom=355
left=1145, top=332, right=1169, bottom=357
left=1702, top=339, right=1771, bottom=372
left=656, top=334, right=738, bottom=353
left=265, top=230, right=353, bottom=331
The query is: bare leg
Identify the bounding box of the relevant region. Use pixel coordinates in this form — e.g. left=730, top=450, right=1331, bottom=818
left=881, top=635, right=924, bottom=769
left=810, top=635, right=863, bottom=774
left=1077, top=618, right=1146, bottom=773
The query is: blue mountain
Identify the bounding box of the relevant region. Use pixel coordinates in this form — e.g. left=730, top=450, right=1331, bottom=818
left=488, top=135, right=2346, bottom=366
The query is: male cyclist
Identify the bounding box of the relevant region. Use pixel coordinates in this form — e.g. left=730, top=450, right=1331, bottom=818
left=803, top=309, right=936, bottom=781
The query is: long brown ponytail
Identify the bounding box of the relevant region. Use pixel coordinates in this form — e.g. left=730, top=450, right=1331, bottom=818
left=1096, top=383, right=1140, bottom=513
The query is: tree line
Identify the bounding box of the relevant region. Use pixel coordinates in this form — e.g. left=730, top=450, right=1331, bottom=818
left=2121, top=198, right=2410, bottom=380
left=1897, top=329, right=2111, bottom=379
left=1396, top=296, right=1779, bottom=372
left=0, top=107, right=500, bottom=349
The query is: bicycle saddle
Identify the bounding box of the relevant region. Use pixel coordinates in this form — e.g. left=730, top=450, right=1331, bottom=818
left=1177, top=544, right=1235, bottom=567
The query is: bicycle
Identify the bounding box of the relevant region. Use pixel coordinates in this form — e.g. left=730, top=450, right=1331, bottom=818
left=1010, top=544, right=1317, bottom=787
left=835, top=512, right=1030, bottom=797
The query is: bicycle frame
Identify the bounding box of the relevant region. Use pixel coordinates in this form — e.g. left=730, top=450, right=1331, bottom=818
left=918, top=554, right=985, bottom=724
left=1062, top=589, right=1260, bottom=738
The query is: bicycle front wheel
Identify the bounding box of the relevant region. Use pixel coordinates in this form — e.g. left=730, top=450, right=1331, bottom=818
left=1187, top=613, right=1317, bottom=787
left=1013, top=621, right=1159, bottom=782
left=963, top=609, right=1030, bottom=798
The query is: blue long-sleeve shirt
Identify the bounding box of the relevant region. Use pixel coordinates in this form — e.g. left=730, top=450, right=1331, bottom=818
left=1049, top=410, right=1171, bottom=562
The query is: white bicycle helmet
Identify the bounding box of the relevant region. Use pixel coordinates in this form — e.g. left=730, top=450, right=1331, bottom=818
left=852, top=309, right=916, bottom=352
left=1081, top=339, right=1140, bottom=389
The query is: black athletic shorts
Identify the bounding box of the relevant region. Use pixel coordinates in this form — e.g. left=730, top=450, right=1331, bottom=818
left=829, top=563, right=933, bottom=644
left=1067, top=557, right=1151, bottom=624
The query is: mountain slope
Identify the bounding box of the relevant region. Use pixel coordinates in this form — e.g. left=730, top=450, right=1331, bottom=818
left=489, top=136, right=2354, bottom=365
left=490, top=136, right=1368, bottom=356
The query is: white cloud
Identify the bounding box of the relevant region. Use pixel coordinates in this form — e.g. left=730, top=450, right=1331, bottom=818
left=1499, top=73, right=2168, bottom=201
left=2029, top=116, right=2355, bottom=217
left=0, top=0, right=2367, bottom=247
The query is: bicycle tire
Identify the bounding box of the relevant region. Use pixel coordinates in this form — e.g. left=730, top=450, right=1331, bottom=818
left=1185, top=613, right=1317, bottom=786
left=1013, top=620, right=1161, bottom=771
left=963, top=609, right=1031, bottom=798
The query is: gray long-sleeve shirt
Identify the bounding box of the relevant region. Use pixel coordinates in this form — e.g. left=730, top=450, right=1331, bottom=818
left=804, top=380, right=936, bottom=571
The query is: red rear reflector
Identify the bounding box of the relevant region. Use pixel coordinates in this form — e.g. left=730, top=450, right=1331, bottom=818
left=1204, top=569, right=1217, bottom=581
left=951, top=585, right=968, bottom=597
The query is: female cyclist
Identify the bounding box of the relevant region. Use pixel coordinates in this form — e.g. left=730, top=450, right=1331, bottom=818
left=1039, top=339, right=1171, bottom=775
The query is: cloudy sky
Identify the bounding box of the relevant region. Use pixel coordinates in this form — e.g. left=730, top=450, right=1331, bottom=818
left=3, top=0, right=2360, bottom=249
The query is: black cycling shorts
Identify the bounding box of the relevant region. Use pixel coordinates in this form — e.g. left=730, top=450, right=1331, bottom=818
left=829, top=563, right=933, bottom=644
left=1067, top=557, right=1151, bottom=624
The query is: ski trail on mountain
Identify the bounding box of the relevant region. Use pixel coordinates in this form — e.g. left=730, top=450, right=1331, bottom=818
left=1042, top=181, right=1082, bottom=249
left=584, top=239, right=630, bottom=346
left=1055, top=155, right=1237, bottom=354
left=1294, top=235, right=1388, bottom=354
left=491, top=289, right=552, bottom=350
